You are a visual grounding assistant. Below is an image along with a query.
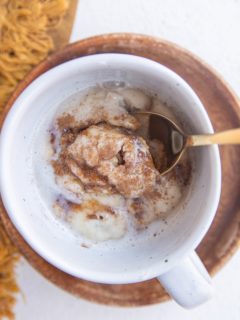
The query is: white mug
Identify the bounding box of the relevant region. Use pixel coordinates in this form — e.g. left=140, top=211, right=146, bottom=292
left=0, top=54, right=221, bottom=308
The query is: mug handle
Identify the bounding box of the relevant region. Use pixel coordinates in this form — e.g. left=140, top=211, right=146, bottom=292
left=157, top=251, right=213, bottom=308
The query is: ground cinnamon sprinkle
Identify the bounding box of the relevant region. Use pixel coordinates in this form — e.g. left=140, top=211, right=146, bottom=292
left=52, top=154, right=71, bottom=176
left=68, top=199, right=115, bottom=217
left=57, top=114, right=76, bottom=130
left=60, top=130, right=78, bottom=146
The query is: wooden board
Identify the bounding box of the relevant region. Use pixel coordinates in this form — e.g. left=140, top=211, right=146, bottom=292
left=0, top=34, right=240, bottom=307
left=50, top=0, right=78, bottom=50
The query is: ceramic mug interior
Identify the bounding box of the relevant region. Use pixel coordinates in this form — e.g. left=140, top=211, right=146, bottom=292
left=0, top=54, right=221, bottom=284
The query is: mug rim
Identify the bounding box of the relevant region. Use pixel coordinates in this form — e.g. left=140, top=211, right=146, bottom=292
left=0, top=53, right=221, bottom=283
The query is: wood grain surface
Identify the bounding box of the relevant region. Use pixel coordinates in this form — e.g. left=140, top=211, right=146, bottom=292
left=50, top=0, right=78, bottom=50
left=0, top=34, right=239, bottom=306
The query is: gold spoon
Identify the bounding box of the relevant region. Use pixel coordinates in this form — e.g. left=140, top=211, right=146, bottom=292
left=136, top=111, right=240, bottom=175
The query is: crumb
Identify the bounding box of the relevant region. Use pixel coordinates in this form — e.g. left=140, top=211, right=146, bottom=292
left=81, top=243, right=89, bottom=248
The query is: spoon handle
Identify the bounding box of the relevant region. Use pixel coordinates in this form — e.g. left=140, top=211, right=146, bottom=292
left=187, top=128, right=240, bottom=146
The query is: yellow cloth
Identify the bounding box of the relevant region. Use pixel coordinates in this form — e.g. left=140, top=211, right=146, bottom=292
left=0, top=1, right=69, bottom=318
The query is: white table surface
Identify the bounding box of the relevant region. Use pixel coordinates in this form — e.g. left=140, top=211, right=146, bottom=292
left=15, top=0, right=240, bottom=319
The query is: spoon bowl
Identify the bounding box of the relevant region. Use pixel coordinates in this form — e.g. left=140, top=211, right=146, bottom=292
left=136, top=111, right=240, bottom=175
